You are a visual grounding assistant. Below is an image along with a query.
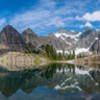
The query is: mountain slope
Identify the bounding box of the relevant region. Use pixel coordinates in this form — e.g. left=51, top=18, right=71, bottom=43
left=0, top=25, right=25, bottom=51
left=0, top=25, right=100, bottom=55
left=22, top=29, right=69, bottom=51
left=90, top=34, right=100, bottom=53
left=22, top=28, right=41, bottom=48
left=76, top=29, right=99, bottom=48
left=22, top=27, right=100, bottom=54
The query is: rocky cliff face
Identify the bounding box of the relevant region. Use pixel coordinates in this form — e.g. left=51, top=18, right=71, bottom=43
left=21, top=27, right=100, bottom=54
left=22, top=28, right=40, bottom=48
left=39, top=33, right=69, bottom=50
left=90, top=34, right=100, bottom=53
left=0, top=25, right=25, bottom=51
left=55, top=28, right=100, bottom=54
left=55, top=28, right=80, bottom=51
left=76, top=29, right=99, bottom=48
left=0, top=25, right=100, bottom=55
left=22, top=29, right=69, bottom=51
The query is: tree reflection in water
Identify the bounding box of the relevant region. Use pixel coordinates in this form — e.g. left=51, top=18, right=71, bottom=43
left=0, top=63, right=100, bottom=100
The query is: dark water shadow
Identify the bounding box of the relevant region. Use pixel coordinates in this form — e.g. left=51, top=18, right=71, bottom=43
left=0, top=63, right=100, bottom=100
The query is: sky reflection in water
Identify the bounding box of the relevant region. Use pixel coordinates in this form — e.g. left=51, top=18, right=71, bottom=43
left=0, top=63, right=100, bottom=100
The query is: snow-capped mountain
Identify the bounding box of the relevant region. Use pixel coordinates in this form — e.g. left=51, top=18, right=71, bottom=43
left=55, top=28, right=81, bottom=53
left=55, top=28, right=100, bottom=55
left=0, top=25, right=100, bottom=55
left=21, top=27, right=100, bottom=55
left=55, top=28, right=81, bottom=40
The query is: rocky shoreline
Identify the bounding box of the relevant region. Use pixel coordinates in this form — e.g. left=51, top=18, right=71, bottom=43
left=0, top=52, right=49, bottom=71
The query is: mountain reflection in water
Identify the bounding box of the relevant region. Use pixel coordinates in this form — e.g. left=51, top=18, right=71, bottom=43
left=0, top=63, right=100, bottom=100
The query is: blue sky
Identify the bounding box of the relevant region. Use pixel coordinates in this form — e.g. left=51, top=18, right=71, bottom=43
left=1, top=0, right=100, bottom=35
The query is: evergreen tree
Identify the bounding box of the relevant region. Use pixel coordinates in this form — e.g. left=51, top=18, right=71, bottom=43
left=58, top=53, right=63, bottom=60
left=73, top=50, right=75, bottom=59
left=45, top=44, right=57, bottom=60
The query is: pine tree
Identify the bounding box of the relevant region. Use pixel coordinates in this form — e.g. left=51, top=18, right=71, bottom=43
left=45, top=44, right=57, bottom=60
left=58, top=53, right=63, bottom=60
left=72, top=50, right=75, bottom=59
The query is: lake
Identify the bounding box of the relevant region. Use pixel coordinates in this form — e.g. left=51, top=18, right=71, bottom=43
left=0, top=63, right=100, bottom=100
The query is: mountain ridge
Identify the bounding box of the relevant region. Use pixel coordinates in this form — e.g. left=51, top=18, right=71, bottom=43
left=0, top=25, right=100, bottom=55
left=0, top=25, right=25, bottom=51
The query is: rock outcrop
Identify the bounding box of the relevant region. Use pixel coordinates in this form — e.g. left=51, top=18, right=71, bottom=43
left=0, top=25, right=25, bottom=51
left=0, top=25, right=100, bottom=54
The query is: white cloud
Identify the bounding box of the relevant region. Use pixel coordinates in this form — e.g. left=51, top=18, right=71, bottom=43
left=80, top=22, right=93, bottom=28
left=9, top=0, right=90, bottom=33
left=9, top=3, right=74, bottom=32
left=10, top=9, right=67, bottom=33
left=47, top=16, right=65, bottom=27
left=0, top=18, right=6, bottom=26
left=10, top=9, right=51, bottom=31
left=40, top=0, right=56, bottom=8
left=76, top=11, right=100, bottom=22
left=76, top=16, right=82, bottom=20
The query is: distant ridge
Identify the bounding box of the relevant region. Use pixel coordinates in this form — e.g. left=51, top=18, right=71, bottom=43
left=0, top=24, right=100, bottom=55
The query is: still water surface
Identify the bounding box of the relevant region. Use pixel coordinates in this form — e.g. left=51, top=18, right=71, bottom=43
left=0, top=63, right=100, bottom=100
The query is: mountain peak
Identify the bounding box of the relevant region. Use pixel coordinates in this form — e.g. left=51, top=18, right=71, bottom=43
left=48, top=32, right=55, bottom=37
left=22, top=28, right=38, bottom=38
left=24, top=28, right=33, bottom=34
left=0, top=25, right=25, bottom=51
left=6, top=24, right=13, bottom=27
left=57, top=28, right=65, bottom=33
left=1, top=24, right=18, bottom=33
left=4, top=24, right=15, bottom=29
left=83, top=29, right=93, bottom=33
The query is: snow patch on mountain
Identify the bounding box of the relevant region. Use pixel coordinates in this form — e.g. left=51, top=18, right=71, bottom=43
left=55, top=29, right=100, bottom=55
left=60, top=36, right=72, bottom=45
left=57, top=47, right=91, bottom=55
left=55, top=32, right=82, bottom=41
left=95, top=37, right=99, bottom=40
left=75, top=48, right=89, bottom=55
left=56, top=50, right=69, bottom=54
